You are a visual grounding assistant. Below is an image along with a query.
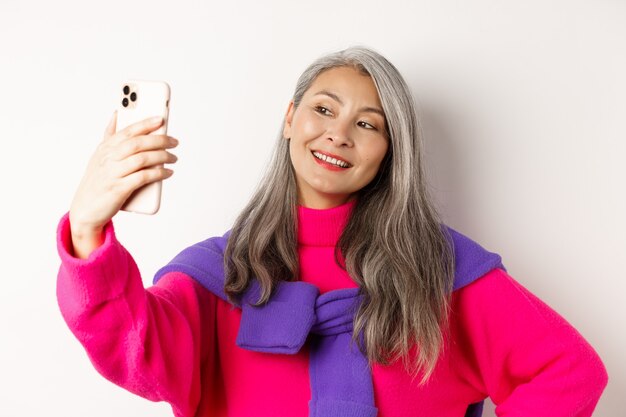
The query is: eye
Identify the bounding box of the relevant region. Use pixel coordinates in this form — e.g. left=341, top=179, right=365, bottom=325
left=314, top=105, right=378, bottom=131
left=357, top=121, right=376, bottom=130
left=314, top=105, right=332, bottom=116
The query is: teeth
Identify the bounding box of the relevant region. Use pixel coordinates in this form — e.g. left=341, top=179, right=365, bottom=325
left=313, top=151, right=350, bottom=168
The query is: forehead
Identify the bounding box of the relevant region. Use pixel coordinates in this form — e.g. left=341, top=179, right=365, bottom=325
left=305, top=66, right=383, bottom=108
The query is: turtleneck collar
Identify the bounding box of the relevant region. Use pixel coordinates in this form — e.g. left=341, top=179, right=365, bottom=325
left=296, top=199, right=357, bottom=247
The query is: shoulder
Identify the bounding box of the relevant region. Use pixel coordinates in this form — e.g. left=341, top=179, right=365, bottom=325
left=442, top=224, right=505, bottom=291
left=151, top=229, right=233, bottom=301
left=451, top=267, right=573, bottom=339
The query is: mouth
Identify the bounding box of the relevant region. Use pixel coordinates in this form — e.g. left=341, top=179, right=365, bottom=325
left=311, top=150, right=352, bottom=169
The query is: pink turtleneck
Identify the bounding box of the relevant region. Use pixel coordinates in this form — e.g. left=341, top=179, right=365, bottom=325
left=296, top=199, right=359, bottom=294
left=55, top=199, right=607, bottom=417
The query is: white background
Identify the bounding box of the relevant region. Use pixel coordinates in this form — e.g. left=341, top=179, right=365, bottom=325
left=1, top=0, right=623, bottom=415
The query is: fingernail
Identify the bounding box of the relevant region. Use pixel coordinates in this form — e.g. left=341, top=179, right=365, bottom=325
left=151, top=116, right=163, bottom=123
left=170, top=138, right=179, bottom=145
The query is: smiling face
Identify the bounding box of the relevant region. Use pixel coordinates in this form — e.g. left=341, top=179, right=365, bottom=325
left=283, top=66, right=390, bottom=209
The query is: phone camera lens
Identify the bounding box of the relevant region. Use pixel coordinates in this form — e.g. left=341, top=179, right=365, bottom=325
left=123, top=85, right=130, bottom=95
left=122, top=97, right=129, bottom=107
left=130, top=92, right=137, bottom=102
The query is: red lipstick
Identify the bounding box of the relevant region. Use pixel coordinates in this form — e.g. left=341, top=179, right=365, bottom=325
left=311, top=150, right=351, bottom=171
left=313, top=150, right=352, bottom=166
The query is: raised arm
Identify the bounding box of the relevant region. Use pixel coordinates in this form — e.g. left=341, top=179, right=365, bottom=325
left=56, top=211, right=218, bottom=417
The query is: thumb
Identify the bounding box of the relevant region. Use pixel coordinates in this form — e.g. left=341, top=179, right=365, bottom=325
left=103, top=110, right=117, bottom=139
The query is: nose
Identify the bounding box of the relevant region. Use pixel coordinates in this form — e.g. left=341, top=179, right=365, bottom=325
left=326, top=118, right=354, bottom=147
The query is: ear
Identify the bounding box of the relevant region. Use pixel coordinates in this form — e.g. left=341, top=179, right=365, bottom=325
left=282, top=100, right=295, bottom=140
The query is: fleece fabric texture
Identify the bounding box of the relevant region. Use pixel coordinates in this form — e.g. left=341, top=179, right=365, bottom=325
left=56, top=200, right=608, bottom=417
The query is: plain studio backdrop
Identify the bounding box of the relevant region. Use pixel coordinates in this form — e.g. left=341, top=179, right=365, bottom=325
left=1, top=0, right=623, bottom=415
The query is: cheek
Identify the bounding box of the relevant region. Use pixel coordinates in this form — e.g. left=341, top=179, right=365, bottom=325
left=364, top=143, right=389, bottom=171
left=294, top=112, right=325, bottom=138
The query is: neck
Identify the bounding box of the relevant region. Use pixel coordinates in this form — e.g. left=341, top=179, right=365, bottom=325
left=296, top=198, right=357, bottom=247
left=296, top=192, right=357, bottom=210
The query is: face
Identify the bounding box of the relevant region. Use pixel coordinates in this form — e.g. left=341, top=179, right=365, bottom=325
left=283, top=66, right=390, bottom=209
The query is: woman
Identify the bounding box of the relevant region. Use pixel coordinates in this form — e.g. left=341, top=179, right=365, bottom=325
left=57, top=46, right=608, bottom=417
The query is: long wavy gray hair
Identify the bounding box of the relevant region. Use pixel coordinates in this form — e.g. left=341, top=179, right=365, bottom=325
left=223, top=45, right=455, bottom=384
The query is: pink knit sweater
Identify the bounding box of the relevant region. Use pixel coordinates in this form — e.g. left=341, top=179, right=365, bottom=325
left=56, top=200, right=608, bottom=416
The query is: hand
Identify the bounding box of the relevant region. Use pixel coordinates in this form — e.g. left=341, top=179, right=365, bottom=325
left=69, top=111, right=179, bottom=235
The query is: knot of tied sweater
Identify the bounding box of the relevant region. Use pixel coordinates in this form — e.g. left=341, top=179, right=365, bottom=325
left=237, top=279, right=378, bottom=417
left=237, top=279, right=363, bottom=352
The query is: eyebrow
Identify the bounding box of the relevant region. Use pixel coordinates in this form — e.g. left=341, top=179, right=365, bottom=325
left=313, top=90, right=386, bottom=119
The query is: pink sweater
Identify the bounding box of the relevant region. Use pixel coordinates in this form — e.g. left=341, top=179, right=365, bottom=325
left=56, top=200, right=608, bottom=416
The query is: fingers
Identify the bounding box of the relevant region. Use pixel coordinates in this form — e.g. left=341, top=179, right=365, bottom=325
left=115, top=116, right=164, bottom=143
left=121, top=165, right=174, bottom=193
left=116, top=134, right=178, bottom=161
left=116, top=149, right=178, bottom=178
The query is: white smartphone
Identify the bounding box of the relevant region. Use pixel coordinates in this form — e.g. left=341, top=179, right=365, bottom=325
left=115, top=79, right=171, bottom=215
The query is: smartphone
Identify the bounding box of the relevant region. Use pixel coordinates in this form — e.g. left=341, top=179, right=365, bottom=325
left=116, top=79, right=171, bottom=215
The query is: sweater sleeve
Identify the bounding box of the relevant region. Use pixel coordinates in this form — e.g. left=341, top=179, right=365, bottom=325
left=451, top=268, right=609, bottom=417
left=55, top=211, right=218, bottom=417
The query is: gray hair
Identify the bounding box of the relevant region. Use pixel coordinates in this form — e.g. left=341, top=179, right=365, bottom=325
left=224, top=45, right=455, bottom=384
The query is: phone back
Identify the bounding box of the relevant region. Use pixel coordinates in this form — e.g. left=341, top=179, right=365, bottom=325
left=116, top=80, right=171, bottom=215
